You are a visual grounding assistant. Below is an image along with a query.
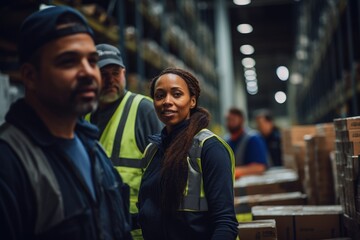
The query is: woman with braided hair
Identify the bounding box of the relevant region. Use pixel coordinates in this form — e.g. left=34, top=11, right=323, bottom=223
left=137, top=68, right=238, bottom=239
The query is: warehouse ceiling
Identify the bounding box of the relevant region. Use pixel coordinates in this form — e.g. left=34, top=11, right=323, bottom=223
left=0, top=0, right=298, bottom=119
left=228, top=0, right=298, bottom=118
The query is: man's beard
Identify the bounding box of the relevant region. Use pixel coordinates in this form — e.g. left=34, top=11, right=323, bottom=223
left=227, top=125, right=241, bottom=134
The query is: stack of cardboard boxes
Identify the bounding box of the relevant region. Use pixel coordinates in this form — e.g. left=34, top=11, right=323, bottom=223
left=238, top=220, right=277, bottom=240
left=281, top=124, right=336, bottom=205
left=252, top=205, right=343, bottom=240
left=334, top=117, right=360, bottom=238
left=234, top=168, right=303, bottom=215
left=303, top=123, right=336, bottom=205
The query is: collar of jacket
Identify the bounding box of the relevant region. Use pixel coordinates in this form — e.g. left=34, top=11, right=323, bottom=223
left=148, top=119, right=190, bottom=152
left=5, top=99, right=99, bottom=147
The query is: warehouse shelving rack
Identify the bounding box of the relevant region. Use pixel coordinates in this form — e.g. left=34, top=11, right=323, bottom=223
left=290, top=0, right=360, bottom=124
left=0, top=0, right=222, bottom=125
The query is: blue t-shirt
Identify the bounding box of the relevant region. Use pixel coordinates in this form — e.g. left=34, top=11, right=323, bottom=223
left=56, top=134, right=96, bottom=200
left=227, top=132, right=268, bottom=166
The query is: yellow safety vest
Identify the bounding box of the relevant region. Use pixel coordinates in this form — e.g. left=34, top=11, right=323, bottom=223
left=143, top=129, right=235, bottom=212
left=85, top=91, right=151, bottom=214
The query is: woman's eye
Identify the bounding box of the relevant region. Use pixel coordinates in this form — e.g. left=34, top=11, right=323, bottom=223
left=155, top=93, right=164, bottom=99
left=174, top=92, right=182, bottom=97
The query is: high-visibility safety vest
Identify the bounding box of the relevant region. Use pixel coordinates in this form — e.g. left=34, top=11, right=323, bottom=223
left=85, top=91, right=150, bottom=214
left=143, top=129, right=235, bottom=211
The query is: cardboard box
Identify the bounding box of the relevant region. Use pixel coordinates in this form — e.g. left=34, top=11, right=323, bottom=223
left=252, top=206, right=343, bottom=240
left=281, top=126, right=316, bottom=155
left=337, top=129, right=360, bottom=142
left=238, top=220, right=277, bottom=240
left=295, top=214, right=340, bottom=240
left=336, top=140, right=360, bottom=156
left=282, top=154, right=297, bottom=171
left=316, top=123, right=336, bottom=151
left=235, top=192, right=307, bottom=213
left=334, top=117, right=360, bottom=131
left=234, top=168, right=301, bottom=196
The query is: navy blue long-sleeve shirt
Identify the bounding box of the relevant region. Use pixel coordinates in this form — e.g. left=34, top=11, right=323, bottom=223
left=138, top=122, right=238, bottom=240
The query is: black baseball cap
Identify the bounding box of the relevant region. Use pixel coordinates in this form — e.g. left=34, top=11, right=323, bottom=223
left=18, top=5, right=94, bottom=64
left=96, top=44, right=125, bottom=69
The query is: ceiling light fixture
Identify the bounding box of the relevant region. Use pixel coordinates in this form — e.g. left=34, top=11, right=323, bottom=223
left=247, top=81, right=257, bottom=88
left=276, top=66, right=289, bottom=81
left=245, top=75, right=257, bottom=81
left=242, top=57, right=256, bottom=68
left=244, top=69, right=256, bottom=76
left=234, top=0, right=251, bottom=6
left=274, top=91, right=287, bottom=104
left=237, top=24, right=253, bottom=34
left=240, top=44, right=255, bottom=55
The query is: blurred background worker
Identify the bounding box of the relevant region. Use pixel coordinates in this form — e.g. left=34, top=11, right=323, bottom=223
left=255, top=109, right=283, bottom=167
left=0, top=6, right=131, bottom=239
left=85, top=43, right=162, bottom=239
left=225, top=107, right=268, bottom=179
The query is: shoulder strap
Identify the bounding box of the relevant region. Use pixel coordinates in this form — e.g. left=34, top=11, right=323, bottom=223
left=111, top=93, right=136, bottom=165
left=142, top=143, right=159, bottom=171
left=235, top=131, right=252, bottom=166
left=0, top=123, right=64, bottom=234
left=188, top=129, right=214, bottom=172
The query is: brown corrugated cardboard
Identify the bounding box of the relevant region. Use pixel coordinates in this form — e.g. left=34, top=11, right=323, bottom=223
left=234, top=168, right=301, bottom=196
left=295, top=214, right=340, bottom=239
left=252, top=206, right=343, bottom=240
left=337, top=129, right=360, bottom=142
left=235, top=192, right=306, bottom=213
left=238, top=220, right=277, bottom=240
left=334, top=117, right=360, bottom=131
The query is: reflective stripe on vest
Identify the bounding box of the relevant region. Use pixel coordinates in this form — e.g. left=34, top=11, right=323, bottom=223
left=0, top=123, right=64, bottom=234
left=143, top=129, right=235, bottom=212
left=85, top=91, right=151, bottom=214
left=86, top=91, right=147, bottom=167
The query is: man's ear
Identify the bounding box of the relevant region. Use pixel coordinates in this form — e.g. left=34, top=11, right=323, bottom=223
left=21, top=63, right=37, bottom=90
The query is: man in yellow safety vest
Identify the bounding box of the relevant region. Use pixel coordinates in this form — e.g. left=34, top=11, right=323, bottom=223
left=85, top=44, right=162, bottom=239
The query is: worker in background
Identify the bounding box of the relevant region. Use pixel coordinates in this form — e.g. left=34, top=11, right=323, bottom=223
left=85, top=44, right=162, bottom=239
left=138, top=68, right=238, bottom=239
left=255, top=109, right=283, bottom=166
left=0, top=6, right=132, bottom=239
left=225, top=107, right=268, bottom=179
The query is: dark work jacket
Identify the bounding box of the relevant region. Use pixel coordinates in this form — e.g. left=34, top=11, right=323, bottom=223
left=0, top=99, right=132, bottom=240
left=138, top=121, right=238, bottom=240
left=263, top=127, right=282, bottom=167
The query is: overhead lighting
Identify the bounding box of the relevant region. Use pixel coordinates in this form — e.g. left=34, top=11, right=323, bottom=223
left=276, top=66, right=289, bottom=81
left=234, top=0, right=251, bottom=6
left=296, top=50, right=308, bottom=60
left=274, top=91, right=287, bottom=104
left=240, top=44, right=255, bottom=55
left=244, top=69, right=256, bottom=76
left=247, top=85, right=258, bottom=95
left=245, top=75, right=257, bottom=81
left=290, top=73, right=303, bottom=85
left=237, top=24, right=253, bottom=34
left=242, top=57, right=256, bottom=68
left=247, top=81, right=257, bottom=88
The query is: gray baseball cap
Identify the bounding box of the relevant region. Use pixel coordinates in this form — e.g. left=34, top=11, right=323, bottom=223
left=96, top=44, right=125, bottom=68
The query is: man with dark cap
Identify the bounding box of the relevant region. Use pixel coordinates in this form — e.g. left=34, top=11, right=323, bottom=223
left=85, top=44, right=162, bottom=239
left=0, top=6, right=132, bottom=239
